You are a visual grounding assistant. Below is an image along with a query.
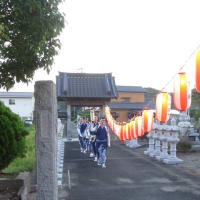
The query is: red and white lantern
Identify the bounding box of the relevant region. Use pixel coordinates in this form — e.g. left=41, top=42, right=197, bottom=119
left=174, top=72, right=191, bottom=111
left=126, top=123, right=132, bottom=140
left=135, top=116, right=144, bottom=138
left=129, top=121, right=134, bottom=139
left=132, top=121, right=136, bottom=139
left=142, top=109, right=154, bottom=133
left=156, top=92, right=171, bottom=123
left=196, top=49, right=200, bottom=92
left=120, top=125, right=125, bottom=141
left=115, top=123, right=121, bottom=138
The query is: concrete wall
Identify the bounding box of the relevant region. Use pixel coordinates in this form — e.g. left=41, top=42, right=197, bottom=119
left=111, top=92, right=144, bottom=103
left=111, top=109, right=129, bottom=122
left=0, top=97, right=34, bottom=119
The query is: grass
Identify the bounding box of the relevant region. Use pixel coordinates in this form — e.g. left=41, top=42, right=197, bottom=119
left=2, top=125, right=36, bottom=173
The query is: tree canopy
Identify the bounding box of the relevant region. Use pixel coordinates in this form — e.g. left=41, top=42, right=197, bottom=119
left=0, top=0, right=65, bottom=90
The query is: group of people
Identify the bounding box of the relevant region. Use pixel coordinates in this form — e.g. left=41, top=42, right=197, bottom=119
left=77, top=116, right=110, bottom=168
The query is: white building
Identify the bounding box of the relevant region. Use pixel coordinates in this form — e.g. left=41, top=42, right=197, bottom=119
left=0, top=92, right=34, bottom=120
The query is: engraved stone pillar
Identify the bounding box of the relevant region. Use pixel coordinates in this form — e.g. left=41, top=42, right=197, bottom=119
left=35, top=81, right=58, bottom=200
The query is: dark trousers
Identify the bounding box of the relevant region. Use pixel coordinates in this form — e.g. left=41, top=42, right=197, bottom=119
left=96, top=141, right=107, bottom=159
left=79, top=136, right=84, bottom=148
left=91, top=141, right=97, bottom=155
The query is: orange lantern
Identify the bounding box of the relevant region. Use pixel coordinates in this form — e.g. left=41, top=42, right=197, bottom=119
left=156, top=92, right=171, bottom=123
left=115, top=123, right=121, bottom=138
left=135, top=116, right=144, bottom=138
left=129, top=121, right=134, bottom=139
left=125, top=123, right=131, bottom=140
left=120, top=125, right=125, bottom=141
left=133, top=121, right=136, bottom=139
left=196, top=49, right=200, bottom=92
left=122, top=125, right=127, bottom=140
left=174, top=72, right=191, bottom=111
left=142, top=109, right=154, bottom=133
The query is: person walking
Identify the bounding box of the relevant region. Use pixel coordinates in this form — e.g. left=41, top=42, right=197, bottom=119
left=96, top=118, right=110, bottom=168
left=77, top=117, right=84, bottom=152
left=79, top=117, right=88, bottom=153
left=89, top=116, right=99, bottom=159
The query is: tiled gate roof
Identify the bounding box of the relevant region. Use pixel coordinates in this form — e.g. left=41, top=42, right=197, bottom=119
left=56, top=72, right=118, bottom=99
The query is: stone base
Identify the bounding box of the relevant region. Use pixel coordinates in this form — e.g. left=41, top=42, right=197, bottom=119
left=156, top=154, right=169, bottom=161
left=127, top=140, right=141, bottom=149
left=163, top=157, right=183, bottom=165
left=144, top=150, right=149, bottom=155
left=150, top=151, right=160, bottom=158
left=149, top=152, right=156, bottom=158
left=155, top=155, right=161, bottom=160
left=128, top=143, right=141, bottom=148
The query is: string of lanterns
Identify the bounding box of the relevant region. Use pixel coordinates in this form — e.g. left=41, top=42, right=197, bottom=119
left=105, top=49, right=200, bottom=140
left=105, top=106, right=154, bottom=141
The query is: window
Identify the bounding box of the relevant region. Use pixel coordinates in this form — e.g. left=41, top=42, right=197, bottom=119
left=9, top=99, right=15, bottom=105
left=121, top=97, right=131, bottom=102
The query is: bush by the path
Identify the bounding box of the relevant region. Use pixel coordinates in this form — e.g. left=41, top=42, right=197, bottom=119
left=177, top=141, right=192, bottom=153
left=0, top=102, right=28, bottom=171
left=3, top=125, right=35, bottom=173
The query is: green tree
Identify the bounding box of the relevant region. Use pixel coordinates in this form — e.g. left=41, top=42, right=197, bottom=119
left=79, top=109, right=91, bottom=121
left=0, top=102, right=28, bottom=171
left=0, top=0, right=65, bottom=90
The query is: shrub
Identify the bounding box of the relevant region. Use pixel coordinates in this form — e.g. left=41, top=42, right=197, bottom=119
left=177, top=141, right=192, bottom=153
left=0, top=102, right=28, bottom=171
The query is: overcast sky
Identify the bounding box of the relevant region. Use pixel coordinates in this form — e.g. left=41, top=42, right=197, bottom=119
left=3, top=0, right=200, bottom=92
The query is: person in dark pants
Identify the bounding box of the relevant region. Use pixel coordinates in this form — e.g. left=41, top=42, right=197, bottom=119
left=96, top=118, right=110, bottom=168
left=77, top=117, right=83, bottom=152
left=89, top=116, right=99, bottom=160
left=79, top=117, right=88, bottom=153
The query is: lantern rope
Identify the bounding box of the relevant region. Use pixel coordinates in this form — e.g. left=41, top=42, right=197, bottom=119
left=145, top=44, right=200, bottom=109
left=105, top=44, right=200, bottom=141
left=160, top=44, right=200, bottom=92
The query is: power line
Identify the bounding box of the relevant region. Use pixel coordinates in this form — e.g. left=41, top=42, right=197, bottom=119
left=145, top=44, right=200, bottom=108
left=160, top=44, right=200, bottom=92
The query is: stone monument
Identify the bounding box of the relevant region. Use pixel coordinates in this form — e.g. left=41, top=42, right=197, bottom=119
left=34, top=81, right=58, bottom=200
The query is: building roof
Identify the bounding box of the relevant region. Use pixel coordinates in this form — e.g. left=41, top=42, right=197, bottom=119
left=108, top=99, right=156, bottom=110
left=108, top=102, right=146, bottom=110
left=57, top=72, right=118, bottom=99
left=0, top=92, right=33, bottom=98
left=117, top=86, right=146, bottom=93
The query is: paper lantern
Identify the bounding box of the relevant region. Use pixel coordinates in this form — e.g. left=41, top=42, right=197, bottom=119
left=135, top=116, right=144, bottom=137
left=129, top=121, right=134, bottom=139
left=113, top=121, right=117, bottom=135
left=125, top=123, right=131, bottom=140
left=142, top=109, right=154, bottom=133
left=132, top=121, right=136, bottom=139
left=174, top=72, right=191, bottom=111
left=120, top=126, right=125, bottom=141
left=156, top=92, right=171, bottom=123
left=122, top=125, right=127, bottom=140
left=115, top=124, right=121, bottom=137
left=196, top=49, right=200, bottom=92
left=111, top=119, right=115, bottom=132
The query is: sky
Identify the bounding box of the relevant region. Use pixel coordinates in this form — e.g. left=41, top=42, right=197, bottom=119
left=3, top=0, right=200, bottom=92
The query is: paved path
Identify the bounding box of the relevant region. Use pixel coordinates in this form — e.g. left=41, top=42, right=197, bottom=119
left=59, top=141, right=200, bottom=200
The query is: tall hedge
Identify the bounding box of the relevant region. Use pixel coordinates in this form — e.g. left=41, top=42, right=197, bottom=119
left=0, top=102, right=28, bottom=171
